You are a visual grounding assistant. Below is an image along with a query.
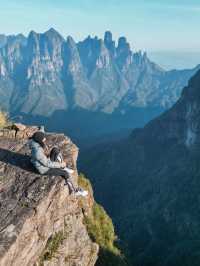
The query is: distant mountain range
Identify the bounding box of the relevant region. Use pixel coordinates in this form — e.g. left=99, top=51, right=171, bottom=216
left=149, top=51, right=200, bottom=70
left=80, top=69, right=200, bottom=265
left=0, top=28, right=199, bottom=142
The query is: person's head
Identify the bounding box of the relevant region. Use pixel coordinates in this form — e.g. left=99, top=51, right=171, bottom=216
left=31, top=131, right=46, bottom=148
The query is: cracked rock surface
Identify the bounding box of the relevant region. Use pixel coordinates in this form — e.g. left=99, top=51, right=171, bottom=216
left=0, top=125, right=98, bottom=266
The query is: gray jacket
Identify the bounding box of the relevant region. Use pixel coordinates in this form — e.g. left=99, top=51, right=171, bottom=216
left=30, top=140, right=64, bottom=174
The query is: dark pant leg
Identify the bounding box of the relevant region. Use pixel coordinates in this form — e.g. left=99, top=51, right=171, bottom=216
left=45, top=168, right=76, bottom=193
left=46, top=168, right=69, bottom=178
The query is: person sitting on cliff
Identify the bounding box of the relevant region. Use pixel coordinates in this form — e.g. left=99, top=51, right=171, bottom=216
left=30, top=131, right=88, bottom=197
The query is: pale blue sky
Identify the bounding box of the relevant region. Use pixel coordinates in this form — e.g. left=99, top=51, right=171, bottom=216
left=0, top=0, right=200, bottom=52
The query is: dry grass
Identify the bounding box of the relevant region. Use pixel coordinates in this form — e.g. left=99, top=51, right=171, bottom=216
left=0, top=111, right=9, bottom=129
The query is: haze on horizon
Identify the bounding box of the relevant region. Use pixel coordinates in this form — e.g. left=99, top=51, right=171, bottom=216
left=1, top=0, right=200, bottom=69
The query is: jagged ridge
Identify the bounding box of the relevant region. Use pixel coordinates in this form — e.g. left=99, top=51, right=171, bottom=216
left=0, top=29, right=199, bottom=117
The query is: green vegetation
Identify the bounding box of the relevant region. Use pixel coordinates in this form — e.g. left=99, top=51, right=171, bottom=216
left=39, top=231, right=65, bottom=265
left=0, top=111, right=9, bottom=129
left=84, top=202, right=118, bottom=253
left=78, top=173, right=93, bottom=195
left=79, top=174, right=128, bottom=266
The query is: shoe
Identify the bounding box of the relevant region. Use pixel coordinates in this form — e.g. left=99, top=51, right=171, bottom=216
left=63, top=167, right=74, bottom=174
left=74, top=188, right=88, bottom=197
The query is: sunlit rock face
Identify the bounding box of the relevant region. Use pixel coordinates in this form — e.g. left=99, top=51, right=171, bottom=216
left=0, top=124, right=98, bottom=266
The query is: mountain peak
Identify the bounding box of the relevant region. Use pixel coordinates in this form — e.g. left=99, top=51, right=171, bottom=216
left=66, top=35, right=76, bottom=47
left=104, top=31, right=113, bottom=43
left=44, top=27, right=64, bottom=41
left=117, top=36, right=130, bottom=51
left=28, top=30, right=38, bottom=42
left=46, top=27, right=57, bottom=33
left=104, top=31, right=116, bottom=56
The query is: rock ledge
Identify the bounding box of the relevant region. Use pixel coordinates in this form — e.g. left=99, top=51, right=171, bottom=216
left=0, top=124, right=98, bottom=266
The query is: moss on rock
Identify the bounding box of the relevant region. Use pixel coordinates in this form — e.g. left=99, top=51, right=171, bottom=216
left=79, top=174, right=129, bottom=266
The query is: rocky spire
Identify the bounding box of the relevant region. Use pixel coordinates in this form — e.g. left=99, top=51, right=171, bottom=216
left=116, top=36, right=132, bottom=70
left=27, top=30, right=40, bottom=57
left=117, top=36, right=131, bottom=53
left=104, top=31, right=112, bottom=44
left=104, top=31, right=116, bottom=56
left=65, top=35, right=82, bottom=69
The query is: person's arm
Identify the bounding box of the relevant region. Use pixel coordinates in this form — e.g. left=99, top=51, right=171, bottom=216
left=36, top=147, right=66, bottom=169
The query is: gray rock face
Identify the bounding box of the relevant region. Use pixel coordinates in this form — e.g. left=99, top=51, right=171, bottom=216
left=80, top=69, right=200, bottom=266
left=0, top=28, right=199, bottom=117
left=104, top=31, right=116, bottom=56
left=0, top=125, right=98, bottom=266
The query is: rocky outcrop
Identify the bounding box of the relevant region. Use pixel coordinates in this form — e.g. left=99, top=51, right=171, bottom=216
left=0, top=124, right=98, bottom=266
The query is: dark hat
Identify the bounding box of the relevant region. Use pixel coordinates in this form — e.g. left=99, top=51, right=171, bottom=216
left=32, top=131, right=45, bottom=147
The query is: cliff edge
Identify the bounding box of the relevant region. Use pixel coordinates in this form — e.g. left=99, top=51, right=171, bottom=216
left=0, top=124, right=98, bottom=266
